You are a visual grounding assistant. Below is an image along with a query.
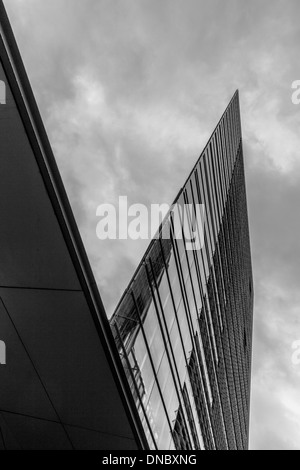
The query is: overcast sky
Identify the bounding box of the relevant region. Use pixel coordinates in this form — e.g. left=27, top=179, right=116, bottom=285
left=4, top=0, right=300, bottom=450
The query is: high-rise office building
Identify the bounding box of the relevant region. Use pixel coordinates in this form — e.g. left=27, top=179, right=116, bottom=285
left=110, top=91, right=254, bottom=450
left=0, top=0, right=253, bottom=450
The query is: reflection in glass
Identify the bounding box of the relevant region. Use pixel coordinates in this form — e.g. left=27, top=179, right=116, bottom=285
left=110, top=93, right=252, bottom=450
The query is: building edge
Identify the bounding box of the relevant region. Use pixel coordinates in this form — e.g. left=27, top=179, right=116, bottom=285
left=0, top=0, right=148, bottom=450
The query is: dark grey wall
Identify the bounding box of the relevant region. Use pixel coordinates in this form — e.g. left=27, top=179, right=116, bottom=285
left=0, top=12, right=139, bottom=450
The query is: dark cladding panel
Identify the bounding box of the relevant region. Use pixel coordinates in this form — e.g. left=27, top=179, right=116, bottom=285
left=0, top=59, right=81, bottom=291
left=0, top=288, right=135, bottom=437
left=0, top=413, right=73, bottom=450
left=0, top=1, right=142, bottom=450
left=0, top=298, right=57, bottom=421
left=65, top=426, right=138, bottom=451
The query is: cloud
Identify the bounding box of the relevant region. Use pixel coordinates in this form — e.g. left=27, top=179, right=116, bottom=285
left=4, top=0, right=300, bottom=450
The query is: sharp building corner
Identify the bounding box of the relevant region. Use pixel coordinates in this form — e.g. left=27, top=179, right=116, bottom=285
left=0, top=0, right=253, bottom=451
left=0, top=0, right=147, bottom=450
left=110, top=91, right=254, bottom=450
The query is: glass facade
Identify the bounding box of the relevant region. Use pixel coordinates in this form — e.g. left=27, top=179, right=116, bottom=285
left=110, top=91, right=253, bottom=450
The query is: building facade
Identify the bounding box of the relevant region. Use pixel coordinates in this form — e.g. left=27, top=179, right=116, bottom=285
left=110, top=92, right=254, bottom=450
left=0, top=1, right=146, bottom=450
left=0, top=0, right=253, bottom=450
